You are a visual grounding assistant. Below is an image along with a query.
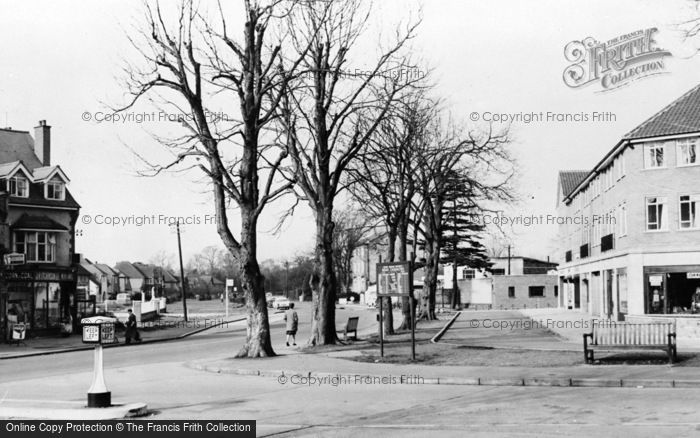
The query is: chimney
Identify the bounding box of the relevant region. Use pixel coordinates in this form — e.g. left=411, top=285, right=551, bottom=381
left=34, top=120, right=51, bottom=166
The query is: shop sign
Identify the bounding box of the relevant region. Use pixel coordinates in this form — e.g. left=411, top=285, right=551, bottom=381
left=2, top=270, right=75, bottom=282
left=3, top=253, right=25, bottom=265
left=12, top=323, right=26, bottom=340
left=687, top=273, right=700, bottom=279
left=649, top=275, right=663, bottom=287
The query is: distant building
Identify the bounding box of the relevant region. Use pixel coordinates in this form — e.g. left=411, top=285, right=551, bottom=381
left=188, top=274, right=225, bottom=298
left=556, top=84, right=700, bottom=333
left=445, top=256, right=559, bottom=309
left=350, top=232, right=427, bottom=295
left=114, top=261, right=147, bottom=295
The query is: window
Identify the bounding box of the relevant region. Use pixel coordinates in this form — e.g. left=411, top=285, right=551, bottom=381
left=646, top=197, right=668, bottom=231
left=528, top=286, right=545, bottom=297
left=680, top=195, right=700, bottom=229
left=508, top=286, right=515, bottom=298
left=462, top=269, right=475, bottom=279
left=677, top=138, right=698, bottom=166
left=14, top=231, right=56, bottom=262
left=491, top=268, right=505, bottom=276
left=644, top=143, right=666, bottom=169
left=7, top=176, right=28, bottom=197
left=45, top=182, right=65, bottom=200
left=554, top=286, right=559, bottom=297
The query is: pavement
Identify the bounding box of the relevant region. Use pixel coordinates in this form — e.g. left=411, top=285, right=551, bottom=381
left=188, top=308, right=700, bottom=390
left=0, top=313, right=247, bottom=360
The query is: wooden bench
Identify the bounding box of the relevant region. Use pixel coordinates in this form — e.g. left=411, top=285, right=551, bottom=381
left=342, top=317, right=359, bottom=341
left=583, top=321, right=677, bottom=364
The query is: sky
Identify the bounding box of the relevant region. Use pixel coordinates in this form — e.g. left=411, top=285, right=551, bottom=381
left=1, top=0, right=700, bottom=266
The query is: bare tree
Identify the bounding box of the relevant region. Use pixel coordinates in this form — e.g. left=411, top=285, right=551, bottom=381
left=195, top=245, right=225, bottom=275
left=118, top=0, right=310, bottom=357
left=277, top=0, right=422, bottom=345
left=414, top=120, right=514, bottom=320
left=149, top=250, right=175, bottom=271
left=348, top=91, right=435, bottom=332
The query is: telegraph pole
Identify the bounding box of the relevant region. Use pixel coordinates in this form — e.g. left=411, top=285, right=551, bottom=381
left=507, top=245, right=511, bottom=276
left=176, top=220, right=188, bottom=322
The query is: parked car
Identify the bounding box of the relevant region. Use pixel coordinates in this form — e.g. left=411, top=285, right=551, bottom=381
left=272, top=296, right=291, bottom=310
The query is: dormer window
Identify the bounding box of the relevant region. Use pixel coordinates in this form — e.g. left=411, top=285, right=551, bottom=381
left=7, top=176, right=29, bottom=197
left=45, top=181, right=65, bottom=200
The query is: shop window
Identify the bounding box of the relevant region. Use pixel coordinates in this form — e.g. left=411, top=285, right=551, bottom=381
left=528, top=286, right=545, bottom=297
left=646, top=197, right=668, bottom=231
left=680, top=195, right=700, bottom=230
left=508, top=286, right=515, bottom=298
left=14, top=231, right=56, bottom=262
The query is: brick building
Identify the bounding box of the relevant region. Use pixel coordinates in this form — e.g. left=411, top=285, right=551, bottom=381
left=556, top=84, right=700, bottom=331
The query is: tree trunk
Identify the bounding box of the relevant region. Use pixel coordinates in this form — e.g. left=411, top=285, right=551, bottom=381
left=417, top=237, right=438, bottom=321
left=383, top=227, right=397, bottom=336
left=450, top=262, right=460, bottom=309
left=308, top=206, right=338, bottom=345
left=397, top=217, right=412, bottom=330
left=235, top=215, right=275, bottom=358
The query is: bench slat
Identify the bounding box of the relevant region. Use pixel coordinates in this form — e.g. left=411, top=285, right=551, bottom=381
left=590, top=322, right=674, bottom=346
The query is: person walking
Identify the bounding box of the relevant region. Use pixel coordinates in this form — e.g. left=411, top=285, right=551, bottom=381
left=284, top=303, right=298, bottom=346
left=125, top=308, right=141, bottom=344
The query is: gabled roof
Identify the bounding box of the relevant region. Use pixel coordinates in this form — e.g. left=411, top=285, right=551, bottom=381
left=558, top=171, right=588, bottom=198
left=0, top=160, right=33, bottom=180
left=162, top=270, right=178, bottom=282
left=32, top=165, right=70, bottom=183
left=0, top=129, right=42, bottom=169
left=11, top=213, right=69, bottom=231
left=625, top=83, right=700, bottom=140
left=115, top=261, right=146, bottom=279
left=133, top=262, right=156, bottom=278
left=94, top=263, right=118, bottom=276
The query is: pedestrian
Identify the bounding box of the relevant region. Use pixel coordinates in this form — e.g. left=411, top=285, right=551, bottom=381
left=125, top=308, right=141, bottom=344
left=284, top=302, right=298, bottom=346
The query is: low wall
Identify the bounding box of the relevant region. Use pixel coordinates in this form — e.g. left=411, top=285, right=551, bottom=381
left=133, top=298, right=166, bottom=323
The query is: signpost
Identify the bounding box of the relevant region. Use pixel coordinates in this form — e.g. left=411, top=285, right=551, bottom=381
left=376, top=260, right=416, bottom=360
left=81, top=316, right=117, bottom=408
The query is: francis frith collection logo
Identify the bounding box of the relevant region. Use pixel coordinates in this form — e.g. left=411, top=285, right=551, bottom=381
left=563, top=28, right=671, bottom=92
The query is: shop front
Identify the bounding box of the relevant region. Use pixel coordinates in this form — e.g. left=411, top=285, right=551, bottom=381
left=2, top=268, right=77, bottom=339
left=644, top=265, right=700, bottom=315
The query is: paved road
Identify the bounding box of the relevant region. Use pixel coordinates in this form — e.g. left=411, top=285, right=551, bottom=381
left=0, top=302, right=376, bottom=383
left=2, top=304, right=700, bottom=437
